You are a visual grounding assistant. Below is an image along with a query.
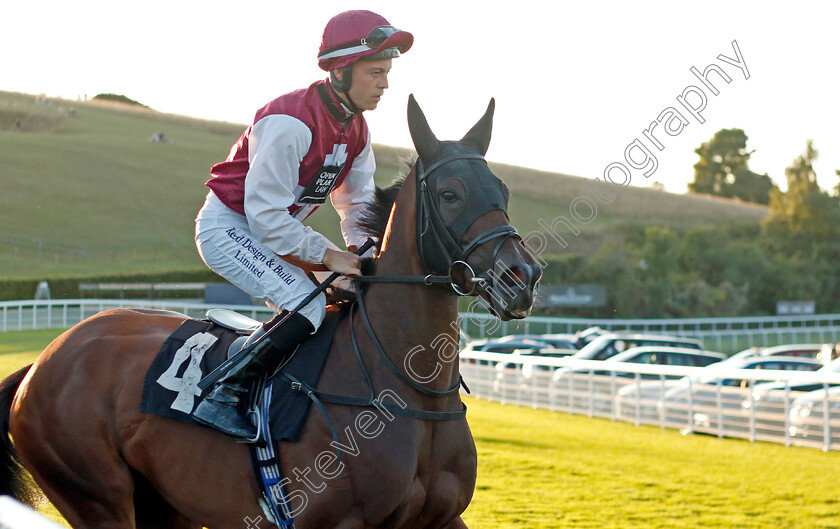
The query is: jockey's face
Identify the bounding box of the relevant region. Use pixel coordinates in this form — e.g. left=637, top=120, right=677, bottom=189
left=339, top=58, right=392, bottom=111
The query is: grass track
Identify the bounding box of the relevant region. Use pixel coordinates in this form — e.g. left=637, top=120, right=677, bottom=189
left=3, top=330, right=838, bottom=528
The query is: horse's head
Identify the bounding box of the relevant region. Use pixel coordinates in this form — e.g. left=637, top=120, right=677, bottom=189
left=406, top=94, right=542, bottom=320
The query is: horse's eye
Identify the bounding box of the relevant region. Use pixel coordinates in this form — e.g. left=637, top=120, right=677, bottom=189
left=441, top=190, right=458, bottom=203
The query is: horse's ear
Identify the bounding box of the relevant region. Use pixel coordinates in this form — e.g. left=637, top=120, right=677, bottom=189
left=460, top=98, right=495, bottom=156
left=407, top=94, right=440, bottom=162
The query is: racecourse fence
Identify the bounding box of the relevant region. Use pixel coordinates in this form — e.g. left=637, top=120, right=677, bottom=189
left=459, top=351, right=840, bottom=452
left=461, top=312, right=840, bottom=354
left=2, top=299, right=839, bottom=355
left=0, top=298, right=275, bottom=333
left=3, top=299, right=839, bottom=452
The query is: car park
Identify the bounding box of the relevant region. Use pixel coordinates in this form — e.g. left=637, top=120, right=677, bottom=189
left=738, top=357, right=840, bottom=439
left=617, top=355, right=823, bottom=427
left=788, top=386, right=840, bottom=447
left=742, top=357, right=840, bottom=413
left=544, top=346, right=724, bottom=415
left=498, top=346, right=579, bottom=379
left=492, top=333, right=577, bottom=350
left=461, top=337, right=552, bottom=366
left=555, top=346, right=724, bottom=381
left=659, top=356, right=822, bottom=436
left=462, top=338, right=550, bottom=355
left=727, top=343, right=829, bottom=362
left=573, top=326, right=606, bottom=349
left=565, top=333, right=704, bottom=362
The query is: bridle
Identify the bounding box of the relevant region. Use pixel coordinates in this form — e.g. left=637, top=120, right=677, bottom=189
left=278, top=151, right=527, bottom=433
left=357, top=152, right=521, bottom=297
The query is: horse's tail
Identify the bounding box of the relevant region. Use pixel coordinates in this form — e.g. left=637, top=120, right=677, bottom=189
left=0, top=364, right=40, bottom=506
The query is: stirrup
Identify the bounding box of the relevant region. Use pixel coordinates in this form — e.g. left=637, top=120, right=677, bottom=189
left=193, top=385, right=259, bottom=441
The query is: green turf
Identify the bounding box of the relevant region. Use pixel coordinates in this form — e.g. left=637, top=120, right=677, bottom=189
left=2, top=329, right=838, bottom=528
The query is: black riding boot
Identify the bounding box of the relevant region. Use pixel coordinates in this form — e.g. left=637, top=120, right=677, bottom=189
left=192, top=311, right=315, bottom=439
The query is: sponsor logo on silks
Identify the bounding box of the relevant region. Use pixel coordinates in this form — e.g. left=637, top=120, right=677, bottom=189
left=299, top=164, right=345, bottom=204
left=298, top=143, right=349, bottom=204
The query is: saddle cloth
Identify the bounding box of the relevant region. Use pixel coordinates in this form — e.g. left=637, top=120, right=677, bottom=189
left=140, top=308, right=345, bottom=441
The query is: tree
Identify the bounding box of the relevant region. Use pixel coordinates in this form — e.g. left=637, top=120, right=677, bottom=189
left=762, top=140, right=840, bottom=252
left=689, top=128, right=775, bottom=204
left=835, top=169, right=840, bottom=197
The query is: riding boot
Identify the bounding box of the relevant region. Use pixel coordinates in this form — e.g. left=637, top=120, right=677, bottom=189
left=192, top=311, right=315, bottom=439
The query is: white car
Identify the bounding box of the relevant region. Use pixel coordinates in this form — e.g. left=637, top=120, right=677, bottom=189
left=659, top=356, right=821, bottom=436
left=788, top=386, right=840, bottom=445
left=565, top=333, right=704, bottom=363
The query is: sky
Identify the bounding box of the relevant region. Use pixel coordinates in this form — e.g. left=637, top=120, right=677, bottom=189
left=3, top=1, right=838, bottom=194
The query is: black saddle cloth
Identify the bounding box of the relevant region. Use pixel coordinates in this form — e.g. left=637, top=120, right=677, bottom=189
left=140, top=308, right=345, bottom=441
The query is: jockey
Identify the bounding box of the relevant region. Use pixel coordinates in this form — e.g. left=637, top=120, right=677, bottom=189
left=192, top=10, right=413, bottom=439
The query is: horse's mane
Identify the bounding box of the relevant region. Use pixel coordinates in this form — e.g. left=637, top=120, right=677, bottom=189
left=323, top=162, right=412, bottom=303
left=357, top=178, right=404, bottom=242
left=357, top=156, right=415, bottom=242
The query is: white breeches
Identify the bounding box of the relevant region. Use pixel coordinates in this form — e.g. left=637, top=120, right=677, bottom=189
left=195, top=197, right=326, bottom=329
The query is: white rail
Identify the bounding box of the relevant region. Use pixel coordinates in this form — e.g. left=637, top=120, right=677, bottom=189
left=3, top=300, right=839, bottom=355
left=461, top=311, right=840, bottom=354
left=3, top=299, right=839, bottom=452
left=0, top=298, right=275, bottom=332
left=460, top=351, right=840, bottom=452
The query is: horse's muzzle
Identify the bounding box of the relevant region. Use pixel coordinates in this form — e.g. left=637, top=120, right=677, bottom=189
left=486, top=246, right=542, bottom=320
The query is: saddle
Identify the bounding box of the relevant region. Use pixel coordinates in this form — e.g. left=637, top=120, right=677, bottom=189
left=140, top=306, right=345, bottom=441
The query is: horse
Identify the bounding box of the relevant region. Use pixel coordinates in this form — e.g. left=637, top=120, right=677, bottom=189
left=0, top=95, right=542, bottom=529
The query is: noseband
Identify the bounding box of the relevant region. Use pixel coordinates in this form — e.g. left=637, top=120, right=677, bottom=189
left=415, top=153, right=520, bottom=296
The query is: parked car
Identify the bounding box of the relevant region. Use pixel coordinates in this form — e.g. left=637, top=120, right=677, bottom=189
left=617, top=355, right=821, bottom=426
left=739, top=357, right=840, bottom=440
left=499, top=346, right=579, bottom=378
left=493, top=333, right=577, bottom=350
left=555, top=346, right=724, bottom=381
left=544, top=346, right=724, bottom=415
left=462, top=338, right=549, bottom=355
left=461, top=338, right=551, bottom=366
left=573, top=326, right=606, bottom=349
left=659, top=356, right=822, bottom=435
left=565, top=333, right=704, bottom=362
left=728, top=343, right=829, bottom=362
left=788, top=386, right=840, bottom=445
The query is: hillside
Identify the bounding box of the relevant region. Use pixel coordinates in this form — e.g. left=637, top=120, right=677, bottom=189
left=0, top=90, right=766, bottom=280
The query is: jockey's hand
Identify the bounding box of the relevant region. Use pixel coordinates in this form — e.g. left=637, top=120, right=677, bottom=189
left=322, top=248, right=362, bottom=277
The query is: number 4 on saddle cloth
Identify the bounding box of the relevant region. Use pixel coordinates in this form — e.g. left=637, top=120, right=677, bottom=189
left=140, top=307, right=344, bottom=442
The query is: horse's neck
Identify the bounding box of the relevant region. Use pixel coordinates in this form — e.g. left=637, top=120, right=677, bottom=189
left=361, top=274, right=461, bottom=395
left=359, top=178, right=462, bottom=395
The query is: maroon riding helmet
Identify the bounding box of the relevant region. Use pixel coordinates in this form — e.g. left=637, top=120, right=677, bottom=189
left=317, top=10, right=413, bottom=111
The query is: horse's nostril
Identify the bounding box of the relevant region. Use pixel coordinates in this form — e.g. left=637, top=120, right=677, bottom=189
left=499, top=266, right=526, bottom=289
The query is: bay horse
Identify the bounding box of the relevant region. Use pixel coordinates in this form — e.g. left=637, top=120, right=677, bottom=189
left=0, top=95, right=541, bottom=529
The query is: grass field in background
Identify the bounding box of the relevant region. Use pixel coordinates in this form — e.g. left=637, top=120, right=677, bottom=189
left=2, top=329, right=837, bottom=528
left=1, top=90, right=767, bottom=281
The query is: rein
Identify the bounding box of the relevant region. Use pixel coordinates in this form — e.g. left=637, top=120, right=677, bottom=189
left=282, top=284, right=465, bottom=420
left=280, top=153, right=522, bottom=447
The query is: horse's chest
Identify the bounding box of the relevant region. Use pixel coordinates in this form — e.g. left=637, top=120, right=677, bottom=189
left=345, top=423, right=476, bottom=527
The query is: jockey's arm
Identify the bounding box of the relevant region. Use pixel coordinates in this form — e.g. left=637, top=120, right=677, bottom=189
left=243, top=114, right=333, bottom=266
left=330, top=129, right=376, bottom=255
